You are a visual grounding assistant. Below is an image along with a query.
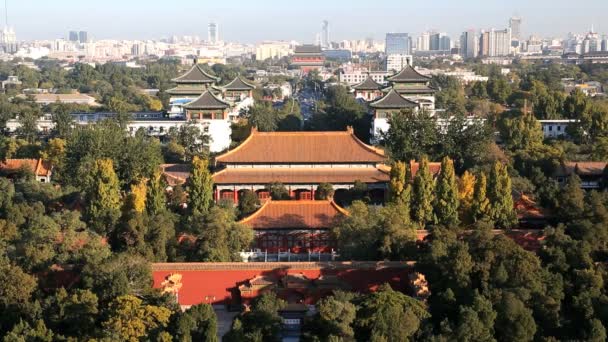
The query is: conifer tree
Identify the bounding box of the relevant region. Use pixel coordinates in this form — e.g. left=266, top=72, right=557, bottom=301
left=488, top=161, right=517, bottom=229
left=412, top=157, right=434, bottom=226
left=471, top=172, right=491, bottom=224
left=388, top=161, right=412, bottom=225
left=146, top=170, right=167, bottom=216
left=458, top=171, right=476, bottom=223
left=434, top=157, right=460, bottom=227
left=389, top=161, right=407, bottom=202
left=188, top=156, right=214, bottom=216
left=87, top=159, right=121, bottom=234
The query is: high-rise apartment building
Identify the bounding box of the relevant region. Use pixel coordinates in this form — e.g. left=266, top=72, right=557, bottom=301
left=460, top=30, right=478, bottom=59
left=509, top=17, right=522, bottom=41
left=386, top=54, right=413, bottom=72
left=479, top=28, right=511, bottom=57
left=208, top=22, right=218, bottom=44
left=69, top=31, right=78, bottom=42
left=321, top=20, right=330, bottom=48
left=385, top=33, right=412, bottom=55
left=417, top=32, right=431, bottom=51
left=429, top=32, right=451, bottom=51
left=78, top=31, right=88, bottom=44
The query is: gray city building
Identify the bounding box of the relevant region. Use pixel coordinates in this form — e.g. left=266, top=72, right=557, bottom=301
left=68, top=31, right=78, bottom=42
left=460, top=30, right=478, bottom=59
left=509, top=16, right=522, bottom=41
left=208, top=22, right=218, bottom=44
left=78, top=31, right=88, bottom=43
left=385, top=33, right=412, bottom=55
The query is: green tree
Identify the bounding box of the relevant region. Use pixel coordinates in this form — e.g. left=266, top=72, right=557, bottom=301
left=188, top=156, right=214, bottom=216
left=86, top=159, right=121, bottom=235
left=434, top=157, right=460, bottom=227
left=470, top=172, right=491, bottom=223
left=488, top=162, right=517, bottom=229
left=3, top=320, right=53, bottom=342
left=315, top=183, right=335, bottom=200
left=238, top=189, right=260, bottom=218
left=382, top=109, right=439, bottom=161
left=494, top=292, right=536, bottom=342
left=412, top=157, right=435, bottom=226
left=355, top=284, right=429, bottom=342
left=174, top=303, right=218, bottom=342
left=43, top=288, right=99, bottom=338
left=557, top=174, right=585, bottom=222
left=487, top=76, right=512, bottom=104
left=498, top=111, right=543, bottom=151
left=102, top=295, right=171, bottom=341
left=267, top=182, right=290, bottom=200
left=146, top=170, right=167, bottom=216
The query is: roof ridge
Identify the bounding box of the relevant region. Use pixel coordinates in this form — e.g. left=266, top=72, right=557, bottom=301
left=238, top=198, right=273, bottom=225
left=215, top=127, right=258, bottom=163
left=346, top=128, right=386, bottom=158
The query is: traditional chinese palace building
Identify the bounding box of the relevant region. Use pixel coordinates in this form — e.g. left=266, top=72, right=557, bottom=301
left=291, top=45, right=325, bottom=74
left=239, top=199, right=347, bottom=254
left=352, top=75, right=383, bottom=101
left=212, top=127, right=389, bottom=204
left=365, top=64, right=437, bottom=142
left=167, top=63, right=219, bottom=116
left=164, top=63, right=256, bottom=152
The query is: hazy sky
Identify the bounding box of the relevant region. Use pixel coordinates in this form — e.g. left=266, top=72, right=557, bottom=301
left=8, top=0, right=607, bottom=42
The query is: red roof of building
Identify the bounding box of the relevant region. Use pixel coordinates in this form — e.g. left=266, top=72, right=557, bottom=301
left=212, top=167, right=390, bottom=185
left=239, top=200, right=348, bottom=230
left=0, top=158, right=52, bottom=177
left=152, top=261, right=413, bottom=306
left=215, top=127, right=385, bottom=164
left=554, top=161, right=607, bottom=177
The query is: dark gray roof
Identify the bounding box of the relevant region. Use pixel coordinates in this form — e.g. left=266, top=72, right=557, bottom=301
left=183, top=91, right=230, bottom=110
left=171, top=64, right=218, bottom=84
left=294, top=45, right=322, bottom=54
left=387, top=65, right=430, bottom=83
left=370, top=89, right=419, bottom=109
left=223, top=77, right=255, bottom=91
left=353, top=76, right=382, bottom=91
left=391, top=85, right=437, bottom=95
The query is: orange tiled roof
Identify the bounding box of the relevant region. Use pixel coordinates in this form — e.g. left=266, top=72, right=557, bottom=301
left=554, top=161, right=607, bottom=177
left=409, top=160, right=441, bottom=180
left=239, top=200, right=348, bottom=230
left=160, top=164, right=191, bottom=186
left=215, top=127, right=385, bottom=164
left=212, top=167, right=390, bottom=185
left=0, top=158, right=52, bottom=177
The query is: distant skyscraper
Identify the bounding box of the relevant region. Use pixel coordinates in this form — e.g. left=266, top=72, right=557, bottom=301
left=385, top=33, right=411, bottom=55
left=0, top=26, right=16, bottom=53
left=69, top=31, right=78, bottom=42
left=208, top=22, right=219, bottom=44
left=78, top=31, right=88, bottom=44
left=321, top=20, right=330, bottom=48
left=460, top=30, right=478, bottom=59
left=479, top=28, right=511, bottom=57
left=417, top=32, right=431, bottom=51
left=429, top=32, right=451, bottom=51
left=509, top=17, right=522, bottom=41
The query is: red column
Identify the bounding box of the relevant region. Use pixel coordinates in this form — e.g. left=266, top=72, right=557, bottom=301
left=213, top=188, right=218, bottom=202
left=311, top=185, right=315, bottom=201
left=233, top=186, right=238, bottom=204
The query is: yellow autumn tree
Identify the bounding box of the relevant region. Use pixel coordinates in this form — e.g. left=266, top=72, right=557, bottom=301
left=127, top=180, right=147, bottom=213
left=458, top=171, right=476, bottom=224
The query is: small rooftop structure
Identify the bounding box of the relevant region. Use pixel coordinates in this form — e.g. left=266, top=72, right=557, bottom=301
left=0, top=158, right=53, bottom=182
left=183, top=91, right=230, bottom=110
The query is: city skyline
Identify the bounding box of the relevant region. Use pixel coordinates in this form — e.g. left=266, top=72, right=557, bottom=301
left=6, top=0, right=608, bottom=43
